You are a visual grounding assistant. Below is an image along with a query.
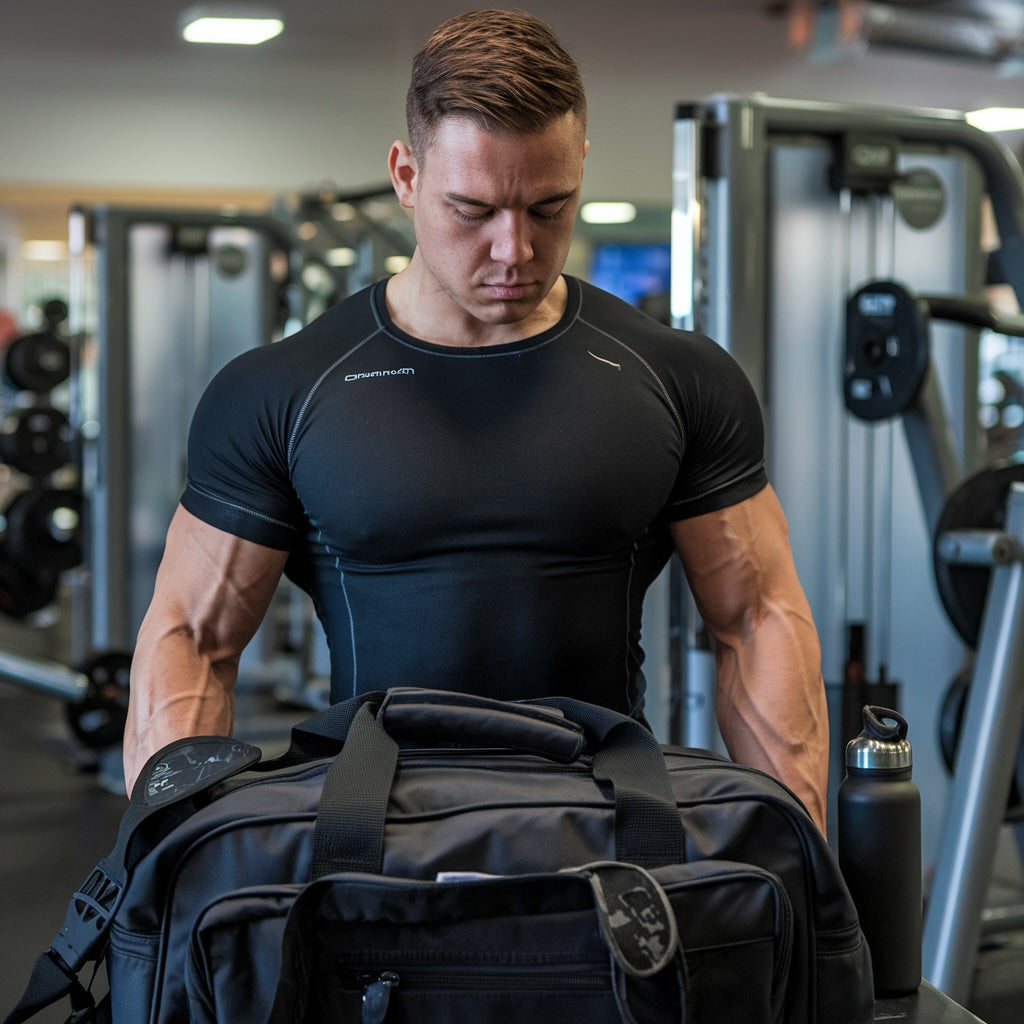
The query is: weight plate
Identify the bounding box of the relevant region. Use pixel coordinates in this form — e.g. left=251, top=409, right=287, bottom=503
left=932, top=461, right=1024, bottom=648
left=938, top=668, right=972, bottom=775
left=3, top=487, right=84, bottom=573
left=42, top=298, right=68, bottom=328
left=845, top=280, right=930, bottom=421
left=0, top=552, right=59, bottom=618
left=0, top=406, right=75, bottom=477
left=3, top=330, right=71, bottom=393
left=65, top=650, right=132, bottom=749
left=938, top=665, right=1023, bottom=814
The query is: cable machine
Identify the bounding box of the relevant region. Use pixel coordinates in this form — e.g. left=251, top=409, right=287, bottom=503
left=671, top=94, right=1024, bottom=1003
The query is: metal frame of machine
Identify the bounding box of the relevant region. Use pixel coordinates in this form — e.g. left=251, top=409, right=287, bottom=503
left=672, top=93, right=1024, bottom=1002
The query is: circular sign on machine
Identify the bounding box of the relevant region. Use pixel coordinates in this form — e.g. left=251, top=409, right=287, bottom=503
left=892, top=168, right=947, bottom=231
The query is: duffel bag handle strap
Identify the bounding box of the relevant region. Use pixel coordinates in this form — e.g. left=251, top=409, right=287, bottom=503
left=256, top=690, right=387, bottom=768
left=311, top=690, right=684, bottom=877
left=531, top=696, right=685, bottom=866
left=311, top=703, right=397, bottom=878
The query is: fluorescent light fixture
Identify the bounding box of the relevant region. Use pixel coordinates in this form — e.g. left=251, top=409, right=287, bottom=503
left=580, top=201, right=637, bottom=225
left=180, top=8, right=283, bottom=45
left=385, top=255, right=411, bottom=274
left=22, top=240, right=68, bottom=262
left=966, top=107, right=1024, bottom=132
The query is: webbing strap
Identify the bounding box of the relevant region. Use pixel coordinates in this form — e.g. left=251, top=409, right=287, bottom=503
left=1, top=951, right=95, bottom=1024
left=310, top=704, right=399, bottom=877
left=539, top=698, right=684, bottom=867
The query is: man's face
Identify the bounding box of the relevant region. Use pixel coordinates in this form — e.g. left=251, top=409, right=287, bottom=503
left=390, top=113, right=588, bottom=338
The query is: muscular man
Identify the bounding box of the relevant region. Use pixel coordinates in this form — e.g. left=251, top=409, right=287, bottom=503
left=124, top=9, right=829, bottom=832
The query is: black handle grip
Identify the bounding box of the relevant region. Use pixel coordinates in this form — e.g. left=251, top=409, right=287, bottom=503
left=378, top=688, right=586, bottom=763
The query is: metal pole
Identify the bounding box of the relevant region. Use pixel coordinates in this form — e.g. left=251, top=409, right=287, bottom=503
left=0, top=648, right=88, bottom=702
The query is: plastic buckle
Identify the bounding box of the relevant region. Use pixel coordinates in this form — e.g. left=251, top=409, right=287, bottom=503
left=49, top=864, right=124, bottom=971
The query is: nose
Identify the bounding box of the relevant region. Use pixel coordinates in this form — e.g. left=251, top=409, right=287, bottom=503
left=490, top=211, right=533, bottom=266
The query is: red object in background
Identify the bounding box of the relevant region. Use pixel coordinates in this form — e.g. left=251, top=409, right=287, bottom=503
left=0, top=308, right=20, bottom=347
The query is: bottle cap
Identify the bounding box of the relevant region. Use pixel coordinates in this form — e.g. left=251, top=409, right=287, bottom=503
left=845, top=705, right=913, bottom=770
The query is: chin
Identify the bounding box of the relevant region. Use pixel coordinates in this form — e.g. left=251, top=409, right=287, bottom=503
left=476, top=302, right=538, bottom=326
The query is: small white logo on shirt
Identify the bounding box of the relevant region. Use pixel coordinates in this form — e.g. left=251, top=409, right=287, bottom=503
left=588, top=351, right=621, bottom=370
left=344, top=368, right=415, bottom=382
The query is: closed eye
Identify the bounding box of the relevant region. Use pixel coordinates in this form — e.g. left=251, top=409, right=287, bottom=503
left=530, top=203, right=569, bottom=222
left=452, top=207, right=492, bottom=223
left=445, top=190, right=575, bottom=225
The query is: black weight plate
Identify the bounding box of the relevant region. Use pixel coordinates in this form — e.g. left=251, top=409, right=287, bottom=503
left=3, top=487, right=84, bottom=573
left=938, top=668, right=971, bottom=775
left=938, top=665, right=1023, bottom=813
left=932, top=461, right=1024, bottom=648
left=0, top=551, right=59, bottom=618
left=65, top=650, right=132, bottom=749
left=42, top=298, right=68, bottom=328
left=845, top=280, right=930, bottom=421
left=0, top=406, right=75, bottom=477
left=3, top=330, right=71, bottom=393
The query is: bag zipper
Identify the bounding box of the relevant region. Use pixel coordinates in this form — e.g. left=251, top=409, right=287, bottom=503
left=356, top=964, right=612, bottom=1023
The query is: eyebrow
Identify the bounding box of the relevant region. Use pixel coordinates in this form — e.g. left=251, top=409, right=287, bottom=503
left=445, top=189, right=577, bottom=209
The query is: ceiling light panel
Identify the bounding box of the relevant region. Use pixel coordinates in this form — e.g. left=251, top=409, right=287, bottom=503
left=180, top=9, right=284, bottom=45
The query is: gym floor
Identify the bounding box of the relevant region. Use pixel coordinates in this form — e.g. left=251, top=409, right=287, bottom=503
left=1, top=678, right=1022, bottom=1022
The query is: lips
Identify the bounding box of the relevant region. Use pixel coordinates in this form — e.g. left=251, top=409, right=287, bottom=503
left=485, top=282, right=532, bottom=300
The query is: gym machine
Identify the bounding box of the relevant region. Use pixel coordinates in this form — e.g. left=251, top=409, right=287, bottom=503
left=0, top=187, right=415, bottom=761
left=1, top=209, right=291, bottom=759
left=845, top=279, right=1024, bottom=1001
left=671, top=94, right=1024, bottom=1003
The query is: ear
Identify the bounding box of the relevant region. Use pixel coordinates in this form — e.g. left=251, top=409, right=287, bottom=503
left=389, top=140, right=418, bottom=209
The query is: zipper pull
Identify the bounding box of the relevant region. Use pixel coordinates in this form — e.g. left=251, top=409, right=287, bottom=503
left=362, top=971, right=399, bottom=1024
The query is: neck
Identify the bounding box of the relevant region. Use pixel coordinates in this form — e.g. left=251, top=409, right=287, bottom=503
left=385, top=261, right=568, bottom=348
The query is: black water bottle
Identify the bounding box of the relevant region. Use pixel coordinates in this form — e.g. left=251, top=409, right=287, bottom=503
left=838, top=705, right=922, bottom=997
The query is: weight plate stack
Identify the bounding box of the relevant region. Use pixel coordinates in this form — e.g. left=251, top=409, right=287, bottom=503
left=0, top=553, right=59, bottom=618
left=0, top=406, right=76, bottom=478
left=3, top=330, right=71, bottom=393
left=65, top=651, right=132, bottom=749
left=3, top=487, right=84, bottom=573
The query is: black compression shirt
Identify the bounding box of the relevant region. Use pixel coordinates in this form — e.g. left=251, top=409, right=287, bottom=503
left=182, top=276, right=767, bottom=714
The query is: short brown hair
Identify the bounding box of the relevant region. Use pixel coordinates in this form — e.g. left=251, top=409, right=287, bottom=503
left=406, top=9, right=587, bottom=158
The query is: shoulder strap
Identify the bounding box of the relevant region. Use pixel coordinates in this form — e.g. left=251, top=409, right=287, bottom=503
left=2, top=737, right=259, bottom=1024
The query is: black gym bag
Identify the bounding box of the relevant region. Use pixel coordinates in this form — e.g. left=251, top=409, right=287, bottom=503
left=3, top=688, right=874, bottom=1023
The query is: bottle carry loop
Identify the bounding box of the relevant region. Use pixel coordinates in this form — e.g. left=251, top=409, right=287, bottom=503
left=860, top=706, right=909, bottom=743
